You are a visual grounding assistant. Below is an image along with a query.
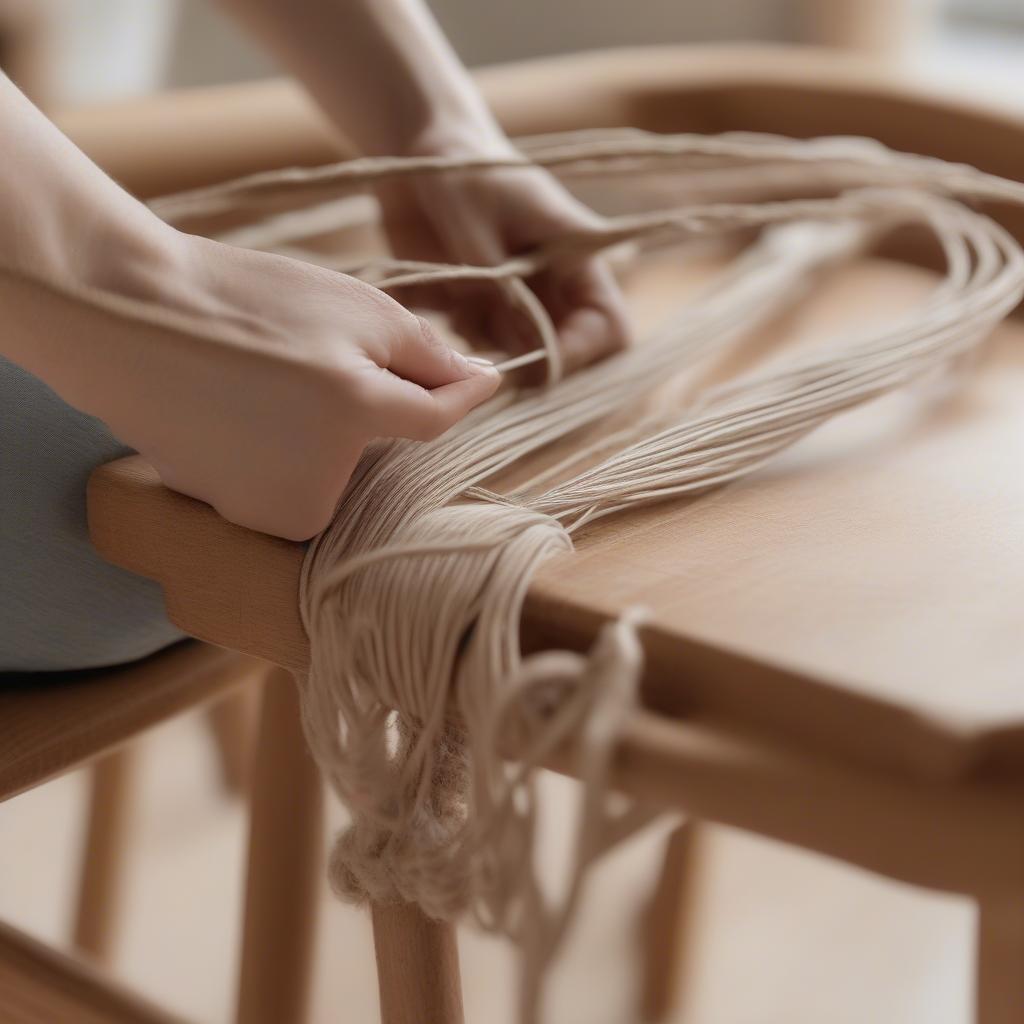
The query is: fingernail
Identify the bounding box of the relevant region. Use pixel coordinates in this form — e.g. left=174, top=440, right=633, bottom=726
left=464, top=355, right=499, bottom=376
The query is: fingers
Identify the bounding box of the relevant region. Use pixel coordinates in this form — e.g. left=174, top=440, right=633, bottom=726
left=554, top=258, right=632, bottom=374
left=477, top=257, right=630, bottom=384
left=456, top=181, right=630, bottom=376
left=384, top=313, right=484, bottom=389
left=363, top=314, right=500, bottom=440
left=376, top=164, right=633, bottom=381
left=441, top=261, right=630, bottom=385
left=361, top=361, right=500, bottom=442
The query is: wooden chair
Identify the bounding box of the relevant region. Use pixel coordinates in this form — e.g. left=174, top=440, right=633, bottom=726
left=69, top=683, right=256, bottom=967
left=7, top=43, right=1024, bottom=1024
left=0, top=643, right=323, bottom=1024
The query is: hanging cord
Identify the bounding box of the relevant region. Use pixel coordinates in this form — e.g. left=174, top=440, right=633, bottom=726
left=151, top=129, right=1024, bottom=1024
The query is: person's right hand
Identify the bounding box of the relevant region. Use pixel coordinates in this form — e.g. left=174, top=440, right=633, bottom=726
left=0, top=70, right=497, bottom=544
left=86, top=232, right=501, bottom=541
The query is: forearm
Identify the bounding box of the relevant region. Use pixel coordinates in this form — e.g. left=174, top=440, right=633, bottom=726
left=0, top=73, right=176, bottom=289
left=0, top=72, right=498, bottom=542
left=217, top=0, right=503, bottom=155
left=0, top=72, right=186, bottom=411
left=0, top=72, right=276, bottom=485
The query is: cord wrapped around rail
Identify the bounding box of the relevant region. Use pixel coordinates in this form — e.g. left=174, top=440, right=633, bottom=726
left=152, top=129, right=1024, bottom=1023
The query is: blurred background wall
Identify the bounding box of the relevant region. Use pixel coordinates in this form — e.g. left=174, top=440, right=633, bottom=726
left=164, top=0, right=797, bottom=87
left=0, top=1, right=1022, bottom=111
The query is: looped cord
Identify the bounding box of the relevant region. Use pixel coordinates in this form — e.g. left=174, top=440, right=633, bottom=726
left=156, top=129, right=1024, bottom=1022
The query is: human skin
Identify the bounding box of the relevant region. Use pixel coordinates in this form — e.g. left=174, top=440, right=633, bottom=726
left=0, top=0, right=627, bottom=541
left=219, top=0, right=630, bottom=371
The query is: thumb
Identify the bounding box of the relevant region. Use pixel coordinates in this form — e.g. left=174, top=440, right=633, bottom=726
left=366, top=315, right=500, bottom=441
left=386, top=315, right=487, bottom=390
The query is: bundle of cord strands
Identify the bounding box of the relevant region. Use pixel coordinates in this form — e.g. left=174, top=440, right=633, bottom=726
left=157, top=130, right=1024, bottom=1022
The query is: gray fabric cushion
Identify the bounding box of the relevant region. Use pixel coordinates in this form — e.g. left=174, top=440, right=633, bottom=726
left=1, top=355, right=183, bottom=670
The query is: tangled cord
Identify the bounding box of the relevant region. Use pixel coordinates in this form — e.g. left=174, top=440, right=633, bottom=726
left=157, top=129, right=1024, bottom=1023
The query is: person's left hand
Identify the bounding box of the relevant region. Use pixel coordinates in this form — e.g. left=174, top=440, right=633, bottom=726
left=374, top=128, right=631, bottom=381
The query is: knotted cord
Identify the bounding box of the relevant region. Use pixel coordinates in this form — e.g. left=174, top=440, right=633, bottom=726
left=157, top=129, right=1024, bottom=1023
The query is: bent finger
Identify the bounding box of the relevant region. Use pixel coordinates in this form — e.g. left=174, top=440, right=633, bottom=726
left=361, top=363, right=500, bottom=442
left=553, top=258, right=631, bottom=374
left=384, top=314, right=484, bottom=390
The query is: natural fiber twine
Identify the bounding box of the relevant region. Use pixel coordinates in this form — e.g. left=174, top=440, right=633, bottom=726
left=155, top=129, right=1024, bottom=1022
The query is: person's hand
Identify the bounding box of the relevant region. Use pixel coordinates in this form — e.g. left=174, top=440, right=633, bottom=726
left=27, top=228, right=499, bottom=542
left=375, top=128, right=631, bottom=381
left=217, top=0, right=630, bottom=379
left=137, top=234, right=500, bottom=540
left=0, top=69, right=498, bottom=544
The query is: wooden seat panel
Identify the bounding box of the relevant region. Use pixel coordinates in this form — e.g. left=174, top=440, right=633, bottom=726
left=86, top=250, right=1024, bottom=782
left=531, top=255, right=1024, bottom=778
left=75, top=45, right=1024, bottom=782
left=0, top=641, right=261, bottom=801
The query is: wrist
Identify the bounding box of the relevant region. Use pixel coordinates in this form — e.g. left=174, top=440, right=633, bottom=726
left=81, top=213, right=191, bottom=310
left=397, top=110, right=514, bottom=160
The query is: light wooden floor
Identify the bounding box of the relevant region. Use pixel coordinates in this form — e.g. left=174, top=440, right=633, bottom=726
left=0, top=707, right=973, bottom=1023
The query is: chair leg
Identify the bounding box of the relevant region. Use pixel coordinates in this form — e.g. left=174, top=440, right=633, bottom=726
left=0, top=918, right=183, bottom=1024
left=639, top=819, right=700, bottom=1023
left=72, top=745, right=135, bottom=963
left=975, top=894, right=1024, bottom=1024
left=235, top=669, right=323, bottom=1024
left=371, top=902, right=464, bottom=1024
left=203, top=687, right=257, bottom=796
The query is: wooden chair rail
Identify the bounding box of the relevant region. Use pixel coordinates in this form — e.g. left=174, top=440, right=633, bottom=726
left=37, top=43, right=1024, bottom=1024
left=0, top=918, right=188, bottom=1024
left=0, top=641, right=262, bottom=803
left=604, top=711, right=1024, bottom=899
left=76, top=46, right=1024, bottom=787
left=55, top=45, right=1024, bottom=205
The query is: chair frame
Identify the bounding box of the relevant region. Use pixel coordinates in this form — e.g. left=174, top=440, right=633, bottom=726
left=5, top=43, right=1024, bottom=1024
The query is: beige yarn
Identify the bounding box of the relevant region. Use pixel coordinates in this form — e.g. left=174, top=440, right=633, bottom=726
left=158, top=129, right=1024, bottom=1022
